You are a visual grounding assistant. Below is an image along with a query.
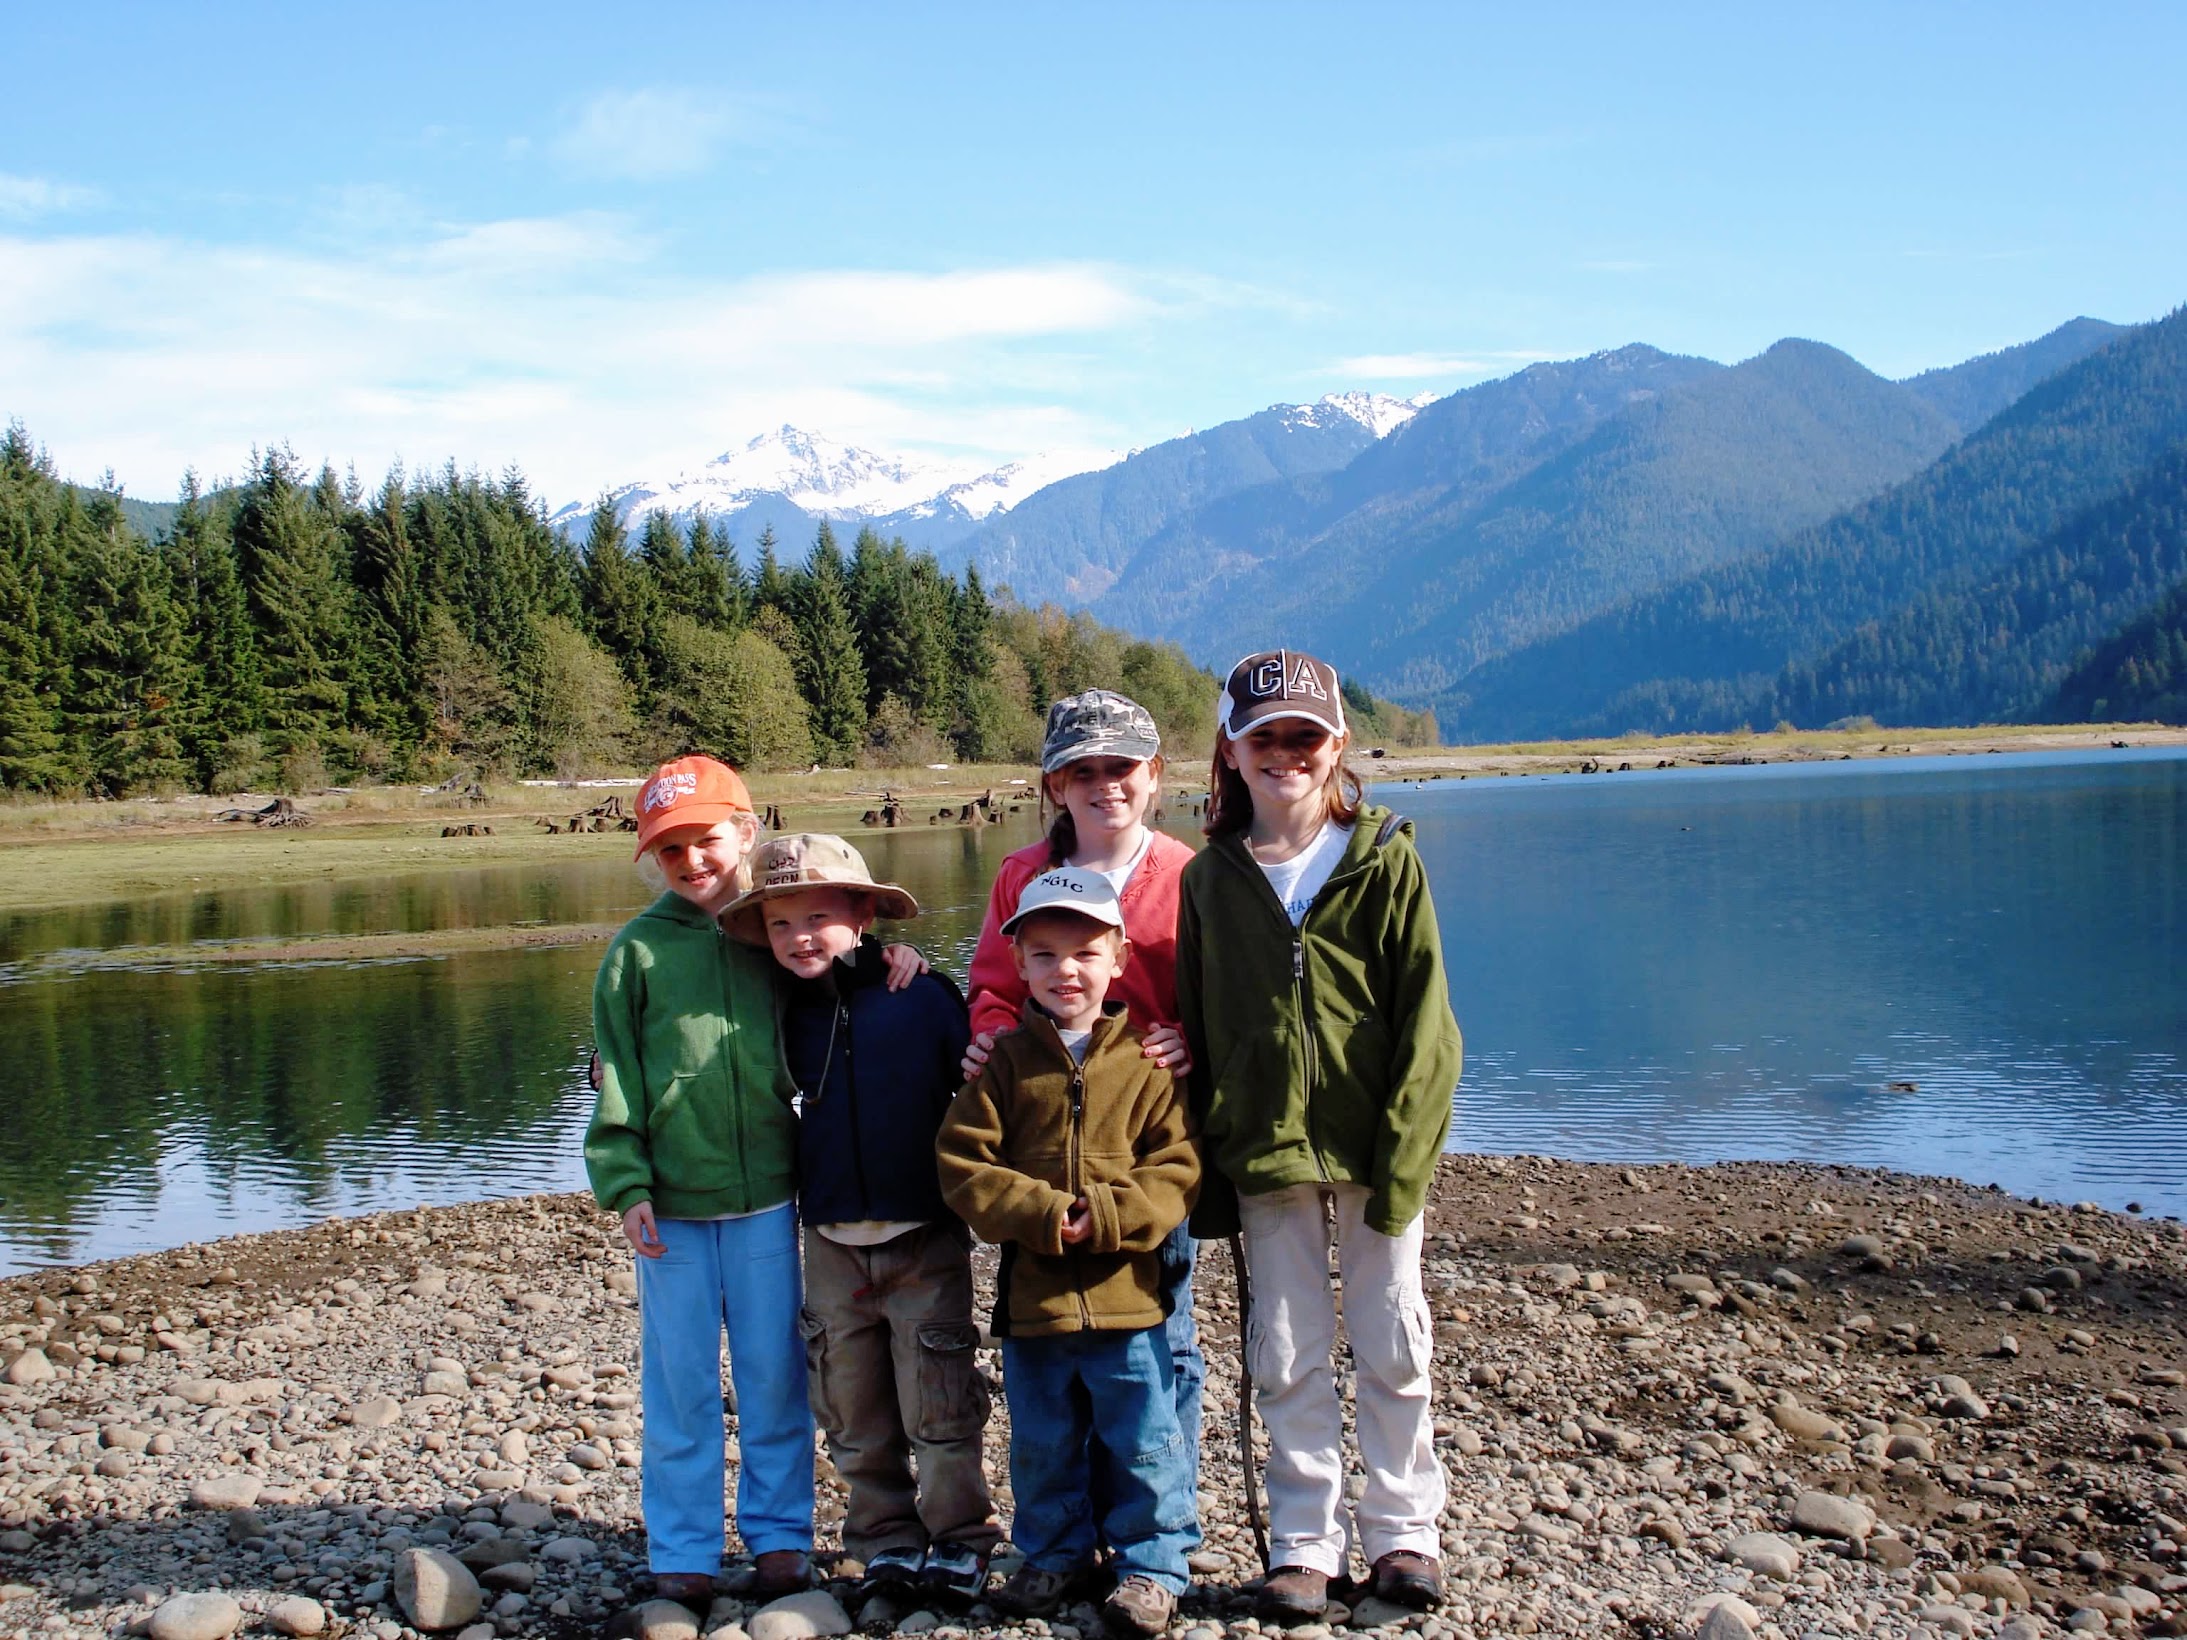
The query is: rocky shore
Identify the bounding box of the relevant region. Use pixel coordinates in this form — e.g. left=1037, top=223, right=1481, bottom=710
left=2, top=1157, right=2183, bottom=1640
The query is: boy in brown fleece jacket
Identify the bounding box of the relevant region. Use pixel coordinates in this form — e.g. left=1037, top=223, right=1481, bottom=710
left=935, top=867, right=1200, bottom=1638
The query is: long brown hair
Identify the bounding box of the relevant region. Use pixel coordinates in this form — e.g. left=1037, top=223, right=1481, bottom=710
left=1041, top=755, right=1166, bottom=864
left=1203, top=729, right=1363, bottom=840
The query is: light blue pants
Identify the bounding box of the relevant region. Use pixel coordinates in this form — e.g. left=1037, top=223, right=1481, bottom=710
left=637, top=1207, right=815, bottom=1573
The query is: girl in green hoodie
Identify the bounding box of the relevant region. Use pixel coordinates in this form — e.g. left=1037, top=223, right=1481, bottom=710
left=1176, top=651, right=1463, bottom=1622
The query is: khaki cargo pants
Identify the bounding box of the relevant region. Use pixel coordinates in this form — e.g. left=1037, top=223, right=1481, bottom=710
left=799, top=1220, right=1001, bottom=1561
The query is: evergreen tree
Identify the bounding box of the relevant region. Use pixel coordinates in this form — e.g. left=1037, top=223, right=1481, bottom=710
left=231, top=447, right=356, bottom=761
left=167, top=476, right=265, bottom=787
left=793, top=523, right=867, bottom=764
left=62, top=487, right=193, bottom=794
left=682, top=510, right=745, bottom=629
left=0, top=424, right=75, bottom=790
left=579, top=499, right=663, bottom=701
left=752, top=524, right=795, bottom=617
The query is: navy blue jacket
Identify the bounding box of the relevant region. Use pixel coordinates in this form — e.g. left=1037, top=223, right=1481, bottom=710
left=784, top=938, right=971, bottom=1228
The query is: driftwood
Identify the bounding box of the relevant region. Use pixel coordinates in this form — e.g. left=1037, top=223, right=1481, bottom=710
left=440, top=823, right=494, bottom=838
left=214, top=797, right=312, bottom=828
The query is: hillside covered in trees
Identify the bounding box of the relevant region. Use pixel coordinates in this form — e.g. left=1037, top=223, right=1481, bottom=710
left=2041, top=573, right=2187, bottom=725
left=0, top=426, right=1433, bottom=798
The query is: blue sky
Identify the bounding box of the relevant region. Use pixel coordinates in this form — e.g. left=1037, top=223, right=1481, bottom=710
left=4, top=2, right=2183, bottom=506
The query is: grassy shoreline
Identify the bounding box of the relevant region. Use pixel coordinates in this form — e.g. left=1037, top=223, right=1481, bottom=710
left=1, top=722, right=2179, bottom=918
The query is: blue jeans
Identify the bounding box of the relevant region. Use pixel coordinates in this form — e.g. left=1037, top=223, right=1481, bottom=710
left=637, top=1207, right=816, bottom=1573
left=1158, top=1224, right=1206, bottom=1488
left=1001, top=1327, right=1196, bottom=1594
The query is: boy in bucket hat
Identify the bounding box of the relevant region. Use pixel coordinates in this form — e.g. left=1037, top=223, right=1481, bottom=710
left=724, top=836, right=1002, bottom=1603
left=938, top=868, right=1201, bottom=1638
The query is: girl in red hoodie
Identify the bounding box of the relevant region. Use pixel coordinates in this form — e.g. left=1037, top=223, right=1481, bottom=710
left=963, top=689, right=1205, bottom=1518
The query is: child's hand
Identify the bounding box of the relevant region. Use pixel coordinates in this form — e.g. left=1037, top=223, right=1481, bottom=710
left=622, top=1202, right=666, bottom=1259
left=882, top=943, right=928, bottom=991
left=1141, top=1023, right=1193, bottom=1075
left=1060, top=1196, right=1092, bottom=1246
left=960, top=1029, right=1004, bottom=1083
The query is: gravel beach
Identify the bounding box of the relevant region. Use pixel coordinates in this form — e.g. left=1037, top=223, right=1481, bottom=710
left=2, top=1156, right=2183, bottom=1640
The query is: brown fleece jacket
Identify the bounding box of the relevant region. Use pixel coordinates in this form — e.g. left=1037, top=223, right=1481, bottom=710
left=935, top=1000, right=1199, bottom=1337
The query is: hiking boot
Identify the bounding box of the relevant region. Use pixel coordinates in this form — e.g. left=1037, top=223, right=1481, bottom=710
left=994, top=1562, right=1076, bottom=1618
left=752, top=1549, right=813, bottom=1597
left=920, top=1540, right=991, bottom=1603
left=862, top=1545, right=925, bottom=1593
left=1256, top=1564, right=1329, bottom=1624
left=1369, top=1550, right=1443, bottom=1610
left=651, top=1572, right=715, bottom=1607
left=1103, top=1574, right=1176, bottom=1637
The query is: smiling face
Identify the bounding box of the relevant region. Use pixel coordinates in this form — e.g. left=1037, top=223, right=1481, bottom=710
left=1010, top=910, right=1129, bottom=1032
left=1047, top=754, right=1161, bottom=844
left=762, top=886, right=872, bottom=979
left=1221, top=720, right=1347, bottom=815
left=649, top=815, right=758, bottom=915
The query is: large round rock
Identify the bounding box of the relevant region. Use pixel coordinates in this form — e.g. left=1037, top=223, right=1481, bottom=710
left=395, top=1545, right=484, bottom=1631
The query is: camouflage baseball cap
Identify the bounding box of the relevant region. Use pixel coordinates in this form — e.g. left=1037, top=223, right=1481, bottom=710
left=1040, top=689, right=1161, bottom=773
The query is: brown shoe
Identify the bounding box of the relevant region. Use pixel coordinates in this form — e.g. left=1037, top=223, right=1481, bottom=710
left=1257, top=1564, right=1328, bottom=1623
left=1102, top=1575, right=1176, bottom=1637
left=752, top=1549, right=813, bottom=1597
left=1369, top=1550, right=1443, bottom=1610
left=651, top=1571, right=716, bottom=1606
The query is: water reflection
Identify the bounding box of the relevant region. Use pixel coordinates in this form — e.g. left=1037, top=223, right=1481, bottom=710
left=1, top=750, right=2181, bottom=1273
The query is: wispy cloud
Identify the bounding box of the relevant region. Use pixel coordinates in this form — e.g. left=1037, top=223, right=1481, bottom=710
left=0, top=215, right=1169, bottom=501
left=552, top=87, right=770, bottom=180
left=0, top=174, right=102, bottom=219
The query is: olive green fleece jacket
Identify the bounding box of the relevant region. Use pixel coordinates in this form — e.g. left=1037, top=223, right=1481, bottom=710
left=1177, top=804, right=1462, bottom=1239
left=585, top=891, right=799, bottom=1219
left=935, top=1001, right=1200, bottom=1337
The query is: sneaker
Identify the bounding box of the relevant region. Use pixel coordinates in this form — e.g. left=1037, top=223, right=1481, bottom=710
left=863, top=1545, right=925, bottom=1593
left=1102, top=1574, right=1176, bottom=1637
left=752, top=1549, right=813, bottom=1597
left=920, top=1540, right=991, bottom=1603
left=993, top=1562, right=1076, bottom=1618
left=1368, top=1550, right=1443, bottom=1611
left=1256, top=1564, right=1329, bottom=1624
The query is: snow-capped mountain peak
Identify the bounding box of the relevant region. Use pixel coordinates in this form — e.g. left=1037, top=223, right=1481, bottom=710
left=1276, top=391, right=1434, bottom=439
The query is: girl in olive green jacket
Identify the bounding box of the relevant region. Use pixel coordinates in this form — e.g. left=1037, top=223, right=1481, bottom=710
left=1176, top=651, right=1462, bottom=1623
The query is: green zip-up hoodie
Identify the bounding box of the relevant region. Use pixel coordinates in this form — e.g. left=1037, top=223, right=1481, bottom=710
left=1176, top=804, right=1461, bottom=1239
left=585, top=891, right=798, bottom=1219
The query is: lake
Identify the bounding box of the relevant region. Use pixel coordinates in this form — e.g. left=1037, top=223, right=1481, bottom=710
left=1, top=747, right=2180, bottom=1273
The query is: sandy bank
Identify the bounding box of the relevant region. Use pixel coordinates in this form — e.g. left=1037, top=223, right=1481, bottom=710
left=2, top=1157, right=2184, bottom=1639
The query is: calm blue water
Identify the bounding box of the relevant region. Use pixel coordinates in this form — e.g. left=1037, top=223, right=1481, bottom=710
left=0, top=747, right=2179, bottom=1273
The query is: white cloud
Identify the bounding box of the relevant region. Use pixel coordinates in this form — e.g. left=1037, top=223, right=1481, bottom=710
left=0, top=174, right=102, bottom=219
left=552, top=87, right=760, bottom=180
left=0, top=215, right=1161, bottom=503
left=1324, top=352, right=1500, bottom=378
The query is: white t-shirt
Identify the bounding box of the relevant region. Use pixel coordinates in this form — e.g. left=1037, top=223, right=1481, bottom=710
left=1081, top=830, right=1152, bottom=901
left=1055, top=1025, right=1093, bottom=1064
left=1256, top=821, right=1354, bottom=926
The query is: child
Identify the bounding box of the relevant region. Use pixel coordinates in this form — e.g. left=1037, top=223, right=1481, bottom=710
left=937, top=868, right=1201, bottom=1639
left=721, top=833, right=1002, bottom=1602
left=1176, top=651, right=1463, bottom=1620
left=584, top=756, right=816, bottom=1607
left=963, top=689, right=1205, bottom=1487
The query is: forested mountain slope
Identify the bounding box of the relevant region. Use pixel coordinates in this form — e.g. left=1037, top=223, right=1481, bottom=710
left=1446, top=309, right=2185, bottom=739
left=2040, top=573, right=2187, bottom=726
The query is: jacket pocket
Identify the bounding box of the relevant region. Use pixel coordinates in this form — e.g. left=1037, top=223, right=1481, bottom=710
left=798, top=1308, right=845, bottom=1435
left=912, top=1322, right=988, bottom=1443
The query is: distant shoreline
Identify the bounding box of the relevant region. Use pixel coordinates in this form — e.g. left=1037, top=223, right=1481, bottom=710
left=1, top=723, right=2180, bottom=918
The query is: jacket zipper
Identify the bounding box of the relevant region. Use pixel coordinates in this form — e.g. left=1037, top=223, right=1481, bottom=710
left=719, top=925, right=745, bottom=1190
left=1069, top=1051, right=1091, bottom=1330
left=840, top=1001, right=872, bottom=1213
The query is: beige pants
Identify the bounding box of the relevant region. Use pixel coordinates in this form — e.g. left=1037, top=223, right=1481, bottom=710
left=799, top=1221, right=1001, bottom=1561
left=1240, top=1183, right=1445, bottom=1575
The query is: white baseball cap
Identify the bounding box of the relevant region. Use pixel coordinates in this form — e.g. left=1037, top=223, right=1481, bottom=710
left=1001, top=866, right=1128, bottom=936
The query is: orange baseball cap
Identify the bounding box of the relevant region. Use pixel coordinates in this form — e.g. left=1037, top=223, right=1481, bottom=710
left=632, top=755, right=755, bottom=858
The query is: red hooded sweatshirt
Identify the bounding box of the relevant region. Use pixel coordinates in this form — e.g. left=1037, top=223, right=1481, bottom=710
left=968, top=830, right=1198, bottom=1040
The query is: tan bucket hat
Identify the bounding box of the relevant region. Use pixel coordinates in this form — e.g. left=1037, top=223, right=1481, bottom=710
left=721, top=832, right=919, bottom=944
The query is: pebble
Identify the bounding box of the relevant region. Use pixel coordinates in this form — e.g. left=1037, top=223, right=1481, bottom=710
left=1729, top=1531, right=1802, bottom=1580
left=265, top=1596, right=328, bottom=1636
left=1691, top=1593, right=1760, bottom=1639
left=1, top=1347, right=56, bottom=1386
left=394, top=1546, right=483, bottom=1631
left=188, top=1474, right=262, bottom=1510
left=542, top=1534, right=598, bottom=1563
left=1789, top=1490, right=1875, bottom=1541
left=747, top=1589, right=852, bottom=1640
left=1768, top=1399, right=1845, bottom=1443
left=351, top=1395, right=402, bottom=1427
left=612, top=1598, right=701, bottom=1640
left=147, top=1592, right=244, bottom=1640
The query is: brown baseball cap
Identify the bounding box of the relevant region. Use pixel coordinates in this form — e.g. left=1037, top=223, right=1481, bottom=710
left=721, top=832, right=918, bottom=944
left=1217, top=649, right=1347, bottom=738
